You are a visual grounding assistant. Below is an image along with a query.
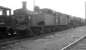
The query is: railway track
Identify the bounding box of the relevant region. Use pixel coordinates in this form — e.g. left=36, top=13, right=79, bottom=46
left=0, top=30, right=58, bottom=46
left=0, top=26, right=86, bottom=50
left=61, top=35, right=86, bottom=50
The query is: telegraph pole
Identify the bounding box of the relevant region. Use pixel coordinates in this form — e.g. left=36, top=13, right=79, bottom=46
left=33, top=0, right=36, bottom=11
left=85, top=1, right=86, bottom=19
left=85, top=2, right=86, bottom=23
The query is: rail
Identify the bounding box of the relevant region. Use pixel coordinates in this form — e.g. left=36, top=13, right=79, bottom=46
left=61, top=34, right=86, bottom=50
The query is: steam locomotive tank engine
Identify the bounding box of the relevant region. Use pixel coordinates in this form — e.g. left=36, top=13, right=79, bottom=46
left=13, top=1, right=34, bottom=36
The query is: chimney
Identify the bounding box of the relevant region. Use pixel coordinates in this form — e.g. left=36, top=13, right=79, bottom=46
left=22, top=1, right=27, bottom=9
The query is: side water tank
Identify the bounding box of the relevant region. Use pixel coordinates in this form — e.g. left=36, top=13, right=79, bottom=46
left=44, top=14, right=56, bottom=25
left=31, top=13, right=45, bottom=26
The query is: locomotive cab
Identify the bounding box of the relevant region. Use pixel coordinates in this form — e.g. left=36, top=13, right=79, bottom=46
left=0, top=6, right=11, bottom=25
left=0, top=6, right=15, bottom=38
left=0, top=6, right=11, bottom=16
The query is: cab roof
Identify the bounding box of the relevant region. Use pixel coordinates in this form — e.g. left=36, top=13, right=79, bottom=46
left=0, top=6, right=11, bottom=10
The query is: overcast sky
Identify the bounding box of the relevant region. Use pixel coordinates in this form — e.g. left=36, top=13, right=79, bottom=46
left=0, top=0, right=85, bottom=18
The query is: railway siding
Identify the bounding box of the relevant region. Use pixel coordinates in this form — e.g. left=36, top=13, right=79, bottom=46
left=1, top=26, right=86, bottom=50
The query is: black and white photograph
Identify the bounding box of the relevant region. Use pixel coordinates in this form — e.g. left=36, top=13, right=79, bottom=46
left=0, top=0, right=86, bottom=50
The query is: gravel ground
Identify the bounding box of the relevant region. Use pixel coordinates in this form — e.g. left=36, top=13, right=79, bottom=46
left=0, top=26, right=86, bottom=50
